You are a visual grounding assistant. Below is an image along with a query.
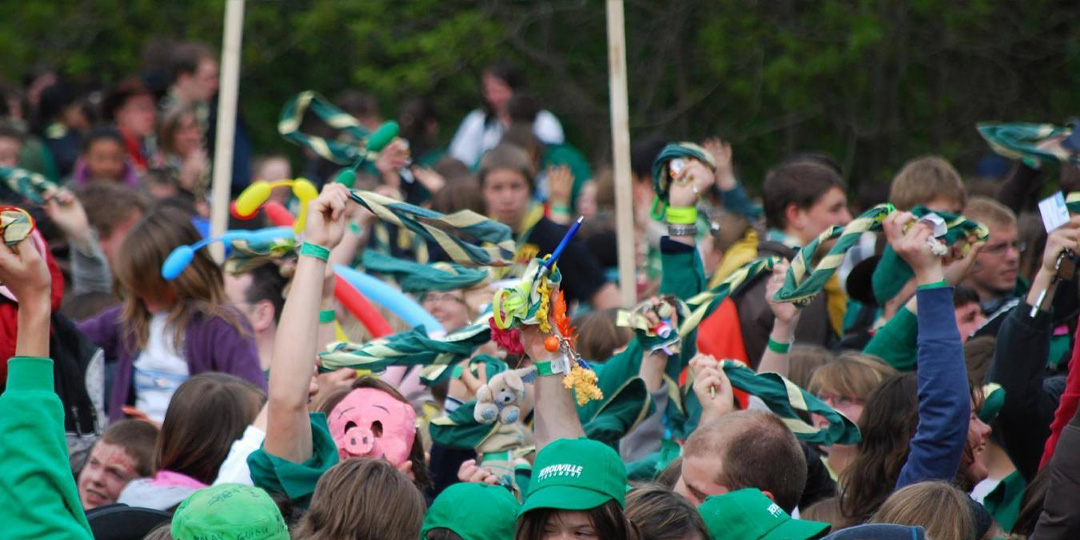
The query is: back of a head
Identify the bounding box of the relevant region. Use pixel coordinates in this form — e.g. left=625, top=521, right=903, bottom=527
left=869, top=481, right=975, bottom=540
left=625, top=484, right=708, bottom=540
left=964, top=196, right=1017, bottom=230
left=170, top=42, right=214, bottom=81
left=574, top=308, right=632, bottom=363
left=242, top=262, right=289, bottom=325
left=631, top=134, right=668, bottom=181
left=100, top=419, right=160, bottom=478
left=809, top=353, right=898, bottom=402
left=788, top=345, right=835, bottom=390
left=889, top=156, right=966, bottom=212
left=296, top=458, right=424, bottom=540
left=683, top=410, right=807, bottom=513
left=77, top=181, right=147, bottom=239
left=501, top=123, right=543, bottom=160
left=157, top=373, right=264, bottom=485
left=762, top=160, right=845, bottom=231
left=963, top=335, right=995, bottom=387
left=840, top=373, right=919, bottom=522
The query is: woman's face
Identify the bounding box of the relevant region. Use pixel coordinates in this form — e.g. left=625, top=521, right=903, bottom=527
left=422, top=290, right=471, bottom=332
left=482, top=73, right=513, bottom=115
left=173, top=113, right=204, bottom=156
left=963, top=402, right=992, bottom=483
left=482, top=168, right=532, bottom=229
left=541, top=511, right=598, bottom=540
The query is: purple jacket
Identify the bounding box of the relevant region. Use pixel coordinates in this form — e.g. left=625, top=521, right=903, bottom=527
left=77, top=306, right=266, bottom=422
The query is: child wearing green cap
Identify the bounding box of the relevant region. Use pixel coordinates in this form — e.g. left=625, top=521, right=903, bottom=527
left=171, top=483, right=290, bottom=540
left=699, top=488, right=830, bottom=540
left=422, top=482, right=521, bottom=540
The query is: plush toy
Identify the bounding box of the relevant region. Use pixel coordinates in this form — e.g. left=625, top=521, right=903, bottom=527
left=474, top=366, right=535, bottom=424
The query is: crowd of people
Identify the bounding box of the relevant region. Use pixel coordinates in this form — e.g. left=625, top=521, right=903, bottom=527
left=3, top=38, right=1080, bottom=540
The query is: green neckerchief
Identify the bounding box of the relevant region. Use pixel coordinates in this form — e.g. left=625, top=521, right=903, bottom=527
left=278, top=91, right=375, bottom=165
left=0, top=166, right=58, bottom=204
left=649, top=142, right=716, bottom=220
left=347, top=189, right=515, bottom=267
left=773, top=204, right=894, bottom=307
left=360, top=250, right=488, bottom=294
left=765, top=229, right=802, bottom=250
left=978, top=122, right=1079, bottom=168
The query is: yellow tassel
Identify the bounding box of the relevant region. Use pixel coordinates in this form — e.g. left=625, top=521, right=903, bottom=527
left=537, top=279, right=552, bottom=333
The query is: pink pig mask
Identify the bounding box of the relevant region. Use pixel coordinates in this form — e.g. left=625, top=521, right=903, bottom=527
left=328, top=387, right=417, bottom=465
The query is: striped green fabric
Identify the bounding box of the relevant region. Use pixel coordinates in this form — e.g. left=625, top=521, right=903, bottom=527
left=650, top=142, right=716, bottom=220
left=347, top=189, right=515, bottom=267
left=719, top=360, right=860, bottom=446
left=977, top=122, right=1078, bottom=167
left=225, top=236, right=298, bottom=276
left=678, top=256, right=778, bottom=337
left=319, top=321, right=491, bottom=385
left=773, top=204, right=894, bottom=307
left=1, top=208, right=34, bottom=246
left=361, top=250, right=488, bottom=294
left=0, top=166, right=58, bottom=204
left=278, top=91, right=375, bottom=165
left=1066, top=192, right=1080, bottom=214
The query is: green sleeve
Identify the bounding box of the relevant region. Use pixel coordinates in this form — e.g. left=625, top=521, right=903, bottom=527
left=863, top=307, right=919, bottom=371
left=659, top=244, right=706, bottom=302
left=247, top=412, right=340, bottom=509
left=0, top=357, right=93, bottom=540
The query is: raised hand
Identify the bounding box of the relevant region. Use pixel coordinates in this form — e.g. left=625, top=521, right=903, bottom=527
left=702, top=137, right=735, bottom=191
left=883, top=211, right=943, bottom=284
left=547, top=165, right=574, bottom=209
left=690, top=353, right=734, bottom=424
left=765, top=260, right=799, bottom=324
left=668, top=159, right=715, bottom=209
left=304, top=183, right=351, bottom=249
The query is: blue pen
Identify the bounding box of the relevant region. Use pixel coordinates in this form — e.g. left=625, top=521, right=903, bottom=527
left=539, top=216, right=584, bottom=279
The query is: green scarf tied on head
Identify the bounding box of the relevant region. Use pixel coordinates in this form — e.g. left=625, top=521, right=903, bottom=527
left=318, top=321, right=492, bottom=385
left=977, top=122, right=1080, bottom=168
left=871, top=205, right=990, bottom=305
left=347, top=189, right=516, bottom=267
left=0, top=166, right=58, bottom=204
left=361, top=250, right=489, bottom=294
left=650, top=142, right=716, bottom=221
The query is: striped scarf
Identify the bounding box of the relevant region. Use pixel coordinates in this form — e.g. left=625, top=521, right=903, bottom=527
left=978, top=122, right=1080, bottom=167
left=278, top=91, right=376, bottom=165
left=360, top=251, right=488, bottom=294
left=0, top=166, right=58, bottom=204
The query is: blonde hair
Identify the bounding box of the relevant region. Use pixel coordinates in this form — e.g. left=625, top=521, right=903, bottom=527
left=809, top=352, right=897, bottom=401
left=294, top=458, right=425, bottom=540
left=869, top=481, right=976, bottom=540
left=964, top=196, right=1017, bottom=230
left=113, top=207, right=244, bottom=351
left=801, top=496, right=844, bottom=532
left=889, top=156, right=966, bottom=211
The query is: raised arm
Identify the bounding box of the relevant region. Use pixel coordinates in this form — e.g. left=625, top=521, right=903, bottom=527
left=263, top=184, right=349, bottom=463
left=0, top=234, right=93, bottom=539
left=523, top=317, right=586, bottom=450
left=758, top=260, right=800, bottom=376
left=884, top=212, right=970, bottom=489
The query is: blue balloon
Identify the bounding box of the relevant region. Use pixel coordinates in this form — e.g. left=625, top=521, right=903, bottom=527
left=162, top=246, right=195, bottom=281
left=334, top=264, right=443, bottom=333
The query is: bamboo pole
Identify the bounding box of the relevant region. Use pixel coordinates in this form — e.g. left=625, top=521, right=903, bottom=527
left=606, top=0, right=636, bottom=306
left=208, top=0, right=246, bottom=262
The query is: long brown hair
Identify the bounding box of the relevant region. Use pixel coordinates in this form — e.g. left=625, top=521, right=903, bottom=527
left=316, top=376, right=431, bottom=491
left=294, top=458, right=425, bottom=540
left=156, top=373, right=264, bottom=485
left=839, top=373, right=919, bottom=525
left=113, top=206, right=244, bottom=351
left=625, top=485, right=707, bottom=540
left=869, top=481, right=975, bottom=540
left=516, top=501, right=638, bottom=540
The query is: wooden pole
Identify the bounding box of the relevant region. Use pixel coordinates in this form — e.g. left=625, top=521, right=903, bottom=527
left=606, top=0, right=636, bottom=306
left=208, top=0, right=246, bottom=262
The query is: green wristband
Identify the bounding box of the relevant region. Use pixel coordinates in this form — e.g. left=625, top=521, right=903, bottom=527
left=917, top=280, right=948, bottom=290
left=665, top=206, right=698, bottom=225
left=299, top=242, right=330, bottom=262
left=766, top=337, right=791, bottom=354
left=535, top=361, right=556, bottom=377
left=319, top=309, right=336, bottom=324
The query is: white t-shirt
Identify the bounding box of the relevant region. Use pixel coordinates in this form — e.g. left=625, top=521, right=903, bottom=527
left=133, top=313, right=188, bottom=423
left=448, top=109, right=565, bottom=167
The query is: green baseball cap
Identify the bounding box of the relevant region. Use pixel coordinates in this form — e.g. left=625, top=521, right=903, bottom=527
left=700, top=488, right=829, bottom=540
left=171, top=484, right=290, bottom=540
left=420, top=483, right=520, bottom=540
left=520, top=437, right=627, bottom=516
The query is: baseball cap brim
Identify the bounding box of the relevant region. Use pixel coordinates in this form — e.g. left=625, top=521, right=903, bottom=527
left=762, top=517, right=830, bottom=540
left=519, top=484, right=615, bottom=516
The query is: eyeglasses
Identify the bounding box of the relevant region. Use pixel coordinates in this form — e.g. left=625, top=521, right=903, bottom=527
left=981, top=240, right=1026, bottom=256
left=816, top=393, right=865, bottom=408
left=422, top=292, right=466, bottom=306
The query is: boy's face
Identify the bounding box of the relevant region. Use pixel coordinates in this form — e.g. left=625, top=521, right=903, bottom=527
left=791, top=186, right=851, bottom=245
left=86, top=139, right=126, bottom=181
left=967, top=224, right=1020, bottom=297
left=482, top=168, right=532, bottom=229
left=78, top=441, right=140, bottom=510
left=0, top=135, right=21, bottom=167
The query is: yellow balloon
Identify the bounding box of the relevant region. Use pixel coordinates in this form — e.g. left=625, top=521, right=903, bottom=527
left=235, top=181, right=272, bottom=217
left=292, top=178, right=318, bottom=201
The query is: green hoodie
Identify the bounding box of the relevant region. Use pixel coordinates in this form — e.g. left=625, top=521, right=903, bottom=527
left=0, top=357, right=93, bottom=540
